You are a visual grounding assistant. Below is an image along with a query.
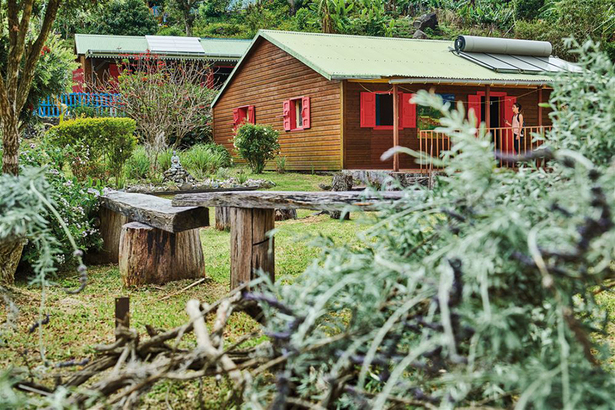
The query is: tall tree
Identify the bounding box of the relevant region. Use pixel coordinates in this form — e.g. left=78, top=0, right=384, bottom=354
left=0, top=0, right=62, bottom=174
left=86, top=0, right=157, bottom=36
left=167, top=0, right=200, bottom=36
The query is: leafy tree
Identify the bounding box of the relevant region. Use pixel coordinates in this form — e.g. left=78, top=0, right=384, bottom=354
left=86, top=0, right=158, bottom=36
left=165, top=0, right=201, bottom=36
left=14, top=35, right=78, bottom=126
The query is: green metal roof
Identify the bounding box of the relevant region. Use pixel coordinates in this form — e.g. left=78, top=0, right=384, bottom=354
left=213, top=30, right=565, bottom=107
left=257, top=30, right=555, bottom=82
left=199, top=38, right=252, bottom=58
left=74, top=34, right=250, bottom=61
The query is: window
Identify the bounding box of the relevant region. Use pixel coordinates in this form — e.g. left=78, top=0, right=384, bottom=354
left=283, top=96, right=311, bottom=131
left=233, top=105, right=255, bottom=129
left=360, top=92, right=416, bottom=129
left=376, top=93, right=394, bottom=126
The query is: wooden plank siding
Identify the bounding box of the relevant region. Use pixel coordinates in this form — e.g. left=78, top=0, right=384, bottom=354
left=343, top=82, right=552, bottom=170
left=213, top=38, right=342, bottom=171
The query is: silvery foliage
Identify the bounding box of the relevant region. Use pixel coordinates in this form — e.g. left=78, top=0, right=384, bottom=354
left=246, top=42, right=615, bottom=409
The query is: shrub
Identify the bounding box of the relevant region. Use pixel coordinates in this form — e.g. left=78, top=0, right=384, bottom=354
left=182, top=143, right=232, bottom=179
left=275, top=156, right=287, bottom=174
left=19, top=147, right=102, bottom=268
left=124, top=146, right=151, bottom=180
left=233, top=124, right=280, bottom=174
left=47, top=117, right=137, bottom=184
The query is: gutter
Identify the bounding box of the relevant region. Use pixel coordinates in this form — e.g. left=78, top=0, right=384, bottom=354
left=388, top=77, right=552, bottom=87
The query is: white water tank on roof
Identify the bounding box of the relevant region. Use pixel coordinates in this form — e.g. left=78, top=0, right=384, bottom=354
left=455, top=35, right=552, bottom=57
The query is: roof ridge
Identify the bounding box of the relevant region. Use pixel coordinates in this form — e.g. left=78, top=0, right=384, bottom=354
left=257, top=29, right=452, bottom=43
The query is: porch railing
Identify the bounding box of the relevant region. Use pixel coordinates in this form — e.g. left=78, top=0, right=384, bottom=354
left=418, top=126, right=552, bottom=171
left=36, top=92, right=122, bottom=118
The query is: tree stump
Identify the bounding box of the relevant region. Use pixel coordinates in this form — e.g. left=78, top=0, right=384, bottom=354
left=215, top=207, right=231, bottom=231
left=275, top=209, right=297, bottom=221
left=230, top=208, right=275, bottom=289
left=94, top=207, right=129, bottom=264
left=118, top=222, right=205, bottom=287
left=0, top=238, right=26, bottom=285
left=330, top=173, right=353, bottom=220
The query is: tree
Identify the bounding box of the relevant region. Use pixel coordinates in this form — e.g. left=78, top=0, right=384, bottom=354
left=86, top=0, right=158, bottom=36
left=103, top=56, right=216, bottom=172
left=0, top=0, right=63, bottom=175
left=166, top=0, right=201, bottom=36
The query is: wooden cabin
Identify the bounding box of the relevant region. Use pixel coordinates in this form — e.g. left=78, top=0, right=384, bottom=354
left=213, top=31, right=580, bottom=172
left=73, top=34, right=251, bottom=91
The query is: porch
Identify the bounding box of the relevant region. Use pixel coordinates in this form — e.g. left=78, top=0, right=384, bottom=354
left=417, top=125, right=552, bottom=171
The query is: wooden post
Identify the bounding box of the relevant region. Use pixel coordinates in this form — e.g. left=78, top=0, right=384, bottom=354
left=485, top=85, right=491, bottom=129
left=537, top=87, right=543, bottom=127
left=215, top=207, right=231, bottom=231
left=96, top=207, right=128, bottom=263
left=115, top=297, right=129, bottom=339
left=230, top=208, right=275, bottom=289
left=392, top=84, right=400, bottom=172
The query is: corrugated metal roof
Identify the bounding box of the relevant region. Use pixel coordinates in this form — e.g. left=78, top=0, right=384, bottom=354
left=199, top=38, right=252, bottom=58
left=75, top=34, right=148, bottom=55
left=258, top=30, right=555, bottom=82
left=75, top=34, right=250, bottom=60
left=213, top=30, right=568, bottom=107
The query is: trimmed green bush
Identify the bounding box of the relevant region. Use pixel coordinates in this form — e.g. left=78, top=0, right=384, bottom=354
left=48, top=117, right=137, bottom=184
left=233, top=124, right=280, bottom=174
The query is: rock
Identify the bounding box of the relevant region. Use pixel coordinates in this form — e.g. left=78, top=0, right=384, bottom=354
left=318, top=183, right=332, bottom=191
left=162, top=166, right=196, bottom=184
left=413, top=29, right=428, bottom=39
left=413, top=12, right=437, bottom=31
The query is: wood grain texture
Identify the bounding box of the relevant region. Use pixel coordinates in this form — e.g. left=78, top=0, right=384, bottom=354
left=173, top=191, right=405, bottom=211
left=100, top=191, right=209, bottom=233
left=215, top=207, right=231, bottom=231
left=96, top=207, right=129, bottom=263
left=230, top=208, right=275, bottom=289
left=118, top=222, right=205, bottom=287
left=343, top=82, right=551, bottom=170
left=213, top=38, right=342, bottom=171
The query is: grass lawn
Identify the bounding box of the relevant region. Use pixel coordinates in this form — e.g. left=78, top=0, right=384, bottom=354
left=239, top=169, right=333, bottom=191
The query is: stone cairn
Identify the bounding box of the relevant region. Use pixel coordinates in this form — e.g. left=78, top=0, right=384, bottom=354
left=163, top=151, right=196, bottom=184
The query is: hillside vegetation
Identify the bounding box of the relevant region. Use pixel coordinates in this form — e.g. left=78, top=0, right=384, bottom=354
left=56, top=0, right=615, bottom=61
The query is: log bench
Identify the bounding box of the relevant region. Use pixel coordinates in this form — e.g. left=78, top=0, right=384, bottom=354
left=98, top=191, right=210, bottom=286
left=172, top=191, right=405, bottom=289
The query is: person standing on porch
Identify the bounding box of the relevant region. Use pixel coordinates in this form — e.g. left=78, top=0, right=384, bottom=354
left=505, top=102, right=524, bottom=155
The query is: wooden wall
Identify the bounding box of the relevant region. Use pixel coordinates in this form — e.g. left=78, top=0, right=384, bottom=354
left=343, top=82, right=552, bottom=170
left=213, top=38, right=342, bottom=171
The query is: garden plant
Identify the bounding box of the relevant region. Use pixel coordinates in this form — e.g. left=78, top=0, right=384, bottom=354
left=0, top=41, right=613, bottom=409
left=234, top=123, right=280, bottom=174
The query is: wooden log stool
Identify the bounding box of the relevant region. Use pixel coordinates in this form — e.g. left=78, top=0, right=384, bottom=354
left=119, top=222, right=205, bottom=286
left=97, top=191, right=210, bottom=286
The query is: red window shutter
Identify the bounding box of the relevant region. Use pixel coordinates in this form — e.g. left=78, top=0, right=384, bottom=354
left=248, top=105, right=256, bottom=124
left=468, top=95, right=481, bottom=126
left=282, top=100, right=292, bottom=131
left=108, top=63, right=120, bottom=79
left=360, top=92, right=376, bottom=128
left=401, top=93, right=416, bottom=128
left=301, top=96, right=311, bottom=129
left=233, top=108, right=239, bottom=128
